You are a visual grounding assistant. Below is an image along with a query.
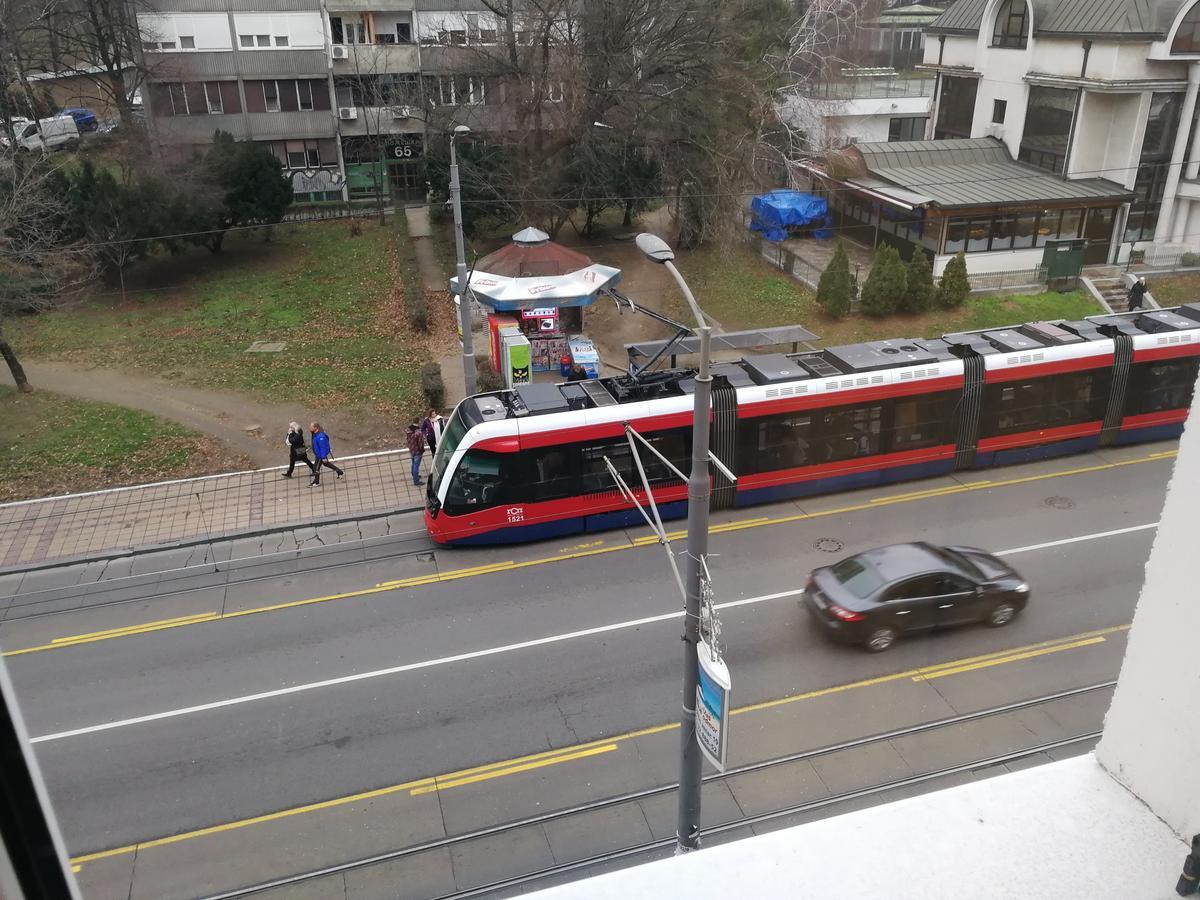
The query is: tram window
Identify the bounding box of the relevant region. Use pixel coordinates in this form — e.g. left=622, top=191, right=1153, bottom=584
left=1049, top=370, right=1109, bottom=425
left=443, top=450, right=513, bottom=514
left=743, top=413, right=814, bottom=473
left=888, top=393, right=951, bottom=451
left=580, top=440, right=635, bottom=494
left=1126, top=359, right=1199, bottom=415
left=821, top=405, right=882, bottom=463
left=528, top=447, right=576, bottom=502
left=983, top=378, right=1051, bottom=436
left=640, top=429, right=689, bottom=484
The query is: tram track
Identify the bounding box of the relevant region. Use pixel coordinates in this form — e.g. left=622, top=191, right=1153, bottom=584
left=198, top=681, right=1115, bottom=900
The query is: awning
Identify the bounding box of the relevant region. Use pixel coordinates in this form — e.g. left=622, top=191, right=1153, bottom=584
left=450, top=264, right=622, bottom=311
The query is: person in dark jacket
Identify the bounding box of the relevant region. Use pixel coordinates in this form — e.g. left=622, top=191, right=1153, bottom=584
left=1128, top=276, right=1149, bottom=311
left=568, top=363, right=588, bottom=382
left=406, top=423, right=425, bottom=486
left=282, top=422, right=316, bottom=478
left=421, top=409, right=444, bottom=453
left=309, top=422, right=344, bottom=486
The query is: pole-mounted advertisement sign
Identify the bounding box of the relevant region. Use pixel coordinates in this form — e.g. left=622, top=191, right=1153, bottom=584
left=695, top=638, right=730, bottom=772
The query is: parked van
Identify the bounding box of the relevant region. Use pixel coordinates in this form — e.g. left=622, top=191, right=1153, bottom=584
left=13, top=115, right=80, bottom=152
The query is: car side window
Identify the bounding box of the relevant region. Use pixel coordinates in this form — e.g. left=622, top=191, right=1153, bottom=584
left=886, top=576, right=939, bottom=602
left=933, top=573, right=974, bottom=594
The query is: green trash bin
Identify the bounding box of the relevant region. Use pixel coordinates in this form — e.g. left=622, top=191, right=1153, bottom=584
left=1042, top=239, right=1087, bottom=292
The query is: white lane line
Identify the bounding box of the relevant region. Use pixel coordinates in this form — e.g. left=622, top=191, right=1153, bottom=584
left=996, top=522, right=1159, bottom=557
left=30, top=524, right=1157, bottom=744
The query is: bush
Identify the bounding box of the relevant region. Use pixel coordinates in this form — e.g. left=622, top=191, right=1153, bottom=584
left=936, top=251, right=971, bottom=309
left=475, top=356, right=504, bottom=393
left=816, top=242, right=854, bottom=318
left=859, top=245, right=907, bottom=317
left=407, top=290, right=429, bottom=332
left=420, top=361, right=445, bottom=411
left=1181, top=251, right=1200, bottom=267
left=902, top=250, right=935, bottom=314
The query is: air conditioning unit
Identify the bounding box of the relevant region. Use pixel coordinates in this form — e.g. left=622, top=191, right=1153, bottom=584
left=337, top=106, right=357, bottom=120
left=987, top=123, right=1004, bottom=139
left=331, top=44, right=349, bottom=60
left=392, top=106, right=412, bottom=119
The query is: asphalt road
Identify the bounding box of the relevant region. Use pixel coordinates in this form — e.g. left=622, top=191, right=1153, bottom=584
left=0, top=444, right=1172, bottom=864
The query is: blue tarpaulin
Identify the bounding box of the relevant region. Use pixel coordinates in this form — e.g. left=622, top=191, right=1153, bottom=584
left=749, top=190, right=832, bottom=242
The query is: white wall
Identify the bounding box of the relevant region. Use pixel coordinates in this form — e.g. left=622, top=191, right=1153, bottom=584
left=232, top=13, right=325, bottom=50
left=1096, top=374, right=1200, bottom=840
left=138, top=13, right=232, bottom=52
left=933, top=247, right=1044, bottom=276
left=1067, top=91, right=1143, bottom=183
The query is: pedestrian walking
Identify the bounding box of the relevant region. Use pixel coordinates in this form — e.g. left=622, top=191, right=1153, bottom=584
left=406, top=423, right=425, bottom=486
left=1128, top=276, right=1149, bottom=311
left=282, top=422, right=316, bottom=479
left=421, top=409, right=445, bottom=453
left=309, top=422, right=344, bottom=486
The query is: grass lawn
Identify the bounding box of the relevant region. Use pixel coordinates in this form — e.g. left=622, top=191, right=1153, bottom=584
left=7, top=219, right=428, bottom=425
left=0, top=386, right=232, bottom=502
left=669, top=243, right=1102, bottom=347
left=1140, top=272, right=1200, bottom=308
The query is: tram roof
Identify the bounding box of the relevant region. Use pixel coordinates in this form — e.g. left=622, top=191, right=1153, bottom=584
left=475, top=304, right=1200, bottom=421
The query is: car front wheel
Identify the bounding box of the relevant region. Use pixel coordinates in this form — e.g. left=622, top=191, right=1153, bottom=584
left=986, top=601, right=1018, bottom=627
left=865, top=625, right=897, bottom=652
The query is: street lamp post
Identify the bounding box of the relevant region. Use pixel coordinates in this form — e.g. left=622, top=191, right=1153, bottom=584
left=449, top=124, right=477, bottom=396
left=635, top=233, right=711, bottom=853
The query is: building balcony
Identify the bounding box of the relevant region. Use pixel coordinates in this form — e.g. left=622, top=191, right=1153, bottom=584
left=334, top=104, right=424, bottom=136
left=327, top=0, right=413, bottom=10
left=801, top=71, right=936, bottom=101
left=150, top=109, right=336, bottom=143
left=330, top=42, right=419, bottom=73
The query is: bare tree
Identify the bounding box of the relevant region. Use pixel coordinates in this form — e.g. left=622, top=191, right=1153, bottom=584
left=0, top=150, right=95, bottom=391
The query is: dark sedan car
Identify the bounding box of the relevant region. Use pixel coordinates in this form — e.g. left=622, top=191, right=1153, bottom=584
left=803, top=542, right=1029, bottom=652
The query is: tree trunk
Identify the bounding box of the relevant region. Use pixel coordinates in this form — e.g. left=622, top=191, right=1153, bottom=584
left=622, top=201, right=634, bottom=228
left=0, top=331, right=33, bottom=393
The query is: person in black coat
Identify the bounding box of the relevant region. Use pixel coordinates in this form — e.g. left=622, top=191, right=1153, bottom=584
left=282, top=422, right=316, bottom=478
left=1128, top=276, right=1149, bottom=311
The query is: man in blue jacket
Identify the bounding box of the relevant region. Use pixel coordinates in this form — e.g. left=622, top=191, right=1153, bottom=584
left=309, top=422, right=344, bottom=486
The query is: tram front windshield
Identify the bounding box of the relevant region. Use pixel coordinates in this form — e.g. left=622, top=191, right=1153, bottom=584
left=429, top=404, right=476, bottom=499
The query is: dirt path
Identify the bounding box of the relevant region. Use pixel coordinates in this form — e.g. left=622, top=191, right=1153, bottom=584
left=4, top=361, right=398, bottom=468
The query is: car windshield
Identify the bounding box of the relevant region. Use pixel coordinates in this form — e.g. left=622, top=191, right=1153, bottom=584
left=830, top=556, right=884, bottom=599
left=930, top=546, right=983, bottom=579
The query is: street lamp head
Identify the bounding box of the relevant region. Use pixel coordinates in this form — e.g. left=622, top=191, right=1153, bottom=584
left=592, top=120, right=614, bottom=129
left=635, top=233, right=675, bottom=264
left=453, top=124, right=471, bottom=135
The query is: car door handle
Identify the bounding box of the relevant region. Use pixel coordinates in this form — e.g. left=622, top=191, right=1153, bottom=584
left=895, top=610, right=911, bottom=615
left=938, top=604, right=954, bottom=609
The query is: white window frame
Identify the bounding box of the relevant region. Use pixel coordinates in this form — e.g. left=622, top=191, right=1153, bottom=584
left=204, top=82, right=223, bottom=114
left=168, top=82, right=189, bottom=115
left=180, top=35, right=195, bottom=49
left=263, top=80, right=281, bottom=112
left=296, top=80, right=314, bottom=111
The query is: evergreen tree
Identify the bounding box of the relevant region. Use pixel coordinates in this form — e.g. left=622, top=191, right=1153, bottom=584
left=816, top=241, right=853, bottom=318
left=189, top=132, right=294, bottom=253
left=937, top=251, right=971, bottom=308
left=859, top=245, right=907, bottom=317
left=902, top=249, right=935, bottom=314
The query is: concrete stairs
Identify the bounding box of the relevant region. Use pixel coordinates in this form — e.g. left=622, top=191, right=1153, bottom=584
left=1091, top=276, right=1133, bottom=312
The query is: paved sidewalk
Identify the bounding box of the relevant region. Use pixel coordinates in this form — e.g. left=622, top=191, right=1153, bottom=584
left=0, top=449, right=431, bottom=570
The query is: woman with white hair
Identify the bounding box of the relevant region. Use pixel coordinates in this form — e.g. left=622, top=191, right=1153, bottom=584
left=282, top=422, right=316, bottom=479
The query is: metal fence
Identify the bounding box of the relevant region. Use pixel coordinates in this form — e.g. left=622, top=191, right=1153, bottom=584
left=966, top=266, right=1048, bottom=293
left=801, top=75, right=936, bottom=102
left=1126, top=246, right=1200, bottom=272
left=0, top=448, right=429, bottom=570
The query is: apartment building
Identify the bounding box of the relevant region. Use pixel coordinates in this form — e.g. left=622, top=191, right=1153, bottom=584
left=137, top=0, right=497, bottom=203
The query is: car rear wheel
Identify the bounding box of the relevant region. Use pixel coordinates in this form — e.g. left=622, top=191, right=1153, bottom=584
left=986, top=601, right=1017, bottom=627
left=865, top=626, right=897, bottom=653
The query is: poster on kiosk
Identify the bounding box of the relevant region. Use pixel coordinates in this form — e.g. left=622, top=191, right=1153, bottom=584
left=696, top=639, right=730, bottom=771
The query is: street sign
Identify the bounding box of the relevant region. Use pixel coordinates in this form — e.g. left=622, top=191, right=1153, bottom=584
left=695, top=639, right=730, bottom=771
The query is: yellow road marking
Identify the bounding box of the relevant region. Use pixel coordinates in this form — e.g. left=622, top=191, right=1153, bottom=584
left=911, top=636, right=1106, bottom=681
left=411, top=744, right=618, bottom=795
left=7, top=451, right=1172, bottom=658
left=50, top=612, right=219, bottom=643
left=69, top=623, right=1125, bottom=868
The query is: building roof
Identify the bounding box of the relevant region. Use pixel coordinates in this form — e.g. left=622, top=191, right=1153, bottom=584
left=928, top=0, right=1192, bottom=39
left=837, top=138, right=1133, bottom=210
left=875, top=3, right=947, bottom=25
left=476, top=229, right=595, bottom=277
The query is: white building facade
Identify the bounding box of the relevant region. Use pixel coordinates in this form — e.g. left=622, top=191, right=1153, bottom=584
left=924, top=0, right=1200, bottom=264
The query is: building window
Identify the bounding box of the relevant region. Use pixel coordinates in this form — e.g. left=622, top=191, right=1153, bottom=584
left=888, top=116, right=926, bottom=142
left=168, top=82, right=188, bottom=115
left=991, top=0, right=1028, bottom=49
left=992, top=99, right=1007, bottom=124
left=439, top=28, right=467, bottom=45
left=934, top=75, right=978, bottom=140
left=397, top=22, right=412, bottom=43
left=1018, top=87, right=1077, bottom=175
left=256, top=34, right=270, bottom=47
left=275, top=35, right=289, bottom=46
left=240, top=35, right=253, bottom=47
left=1125, top=92, right=1185, bottom=242
left=180, top=35, right=195, bottom=49
left=263, top=81, right=280, bottom=112
left=426, top=75, right=485, bottom=106
left=297, top=80, right=313, bottom=110
left=204, top=82, right=223, bottom=114
left=1172, top=1, right=1200, bottom=53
